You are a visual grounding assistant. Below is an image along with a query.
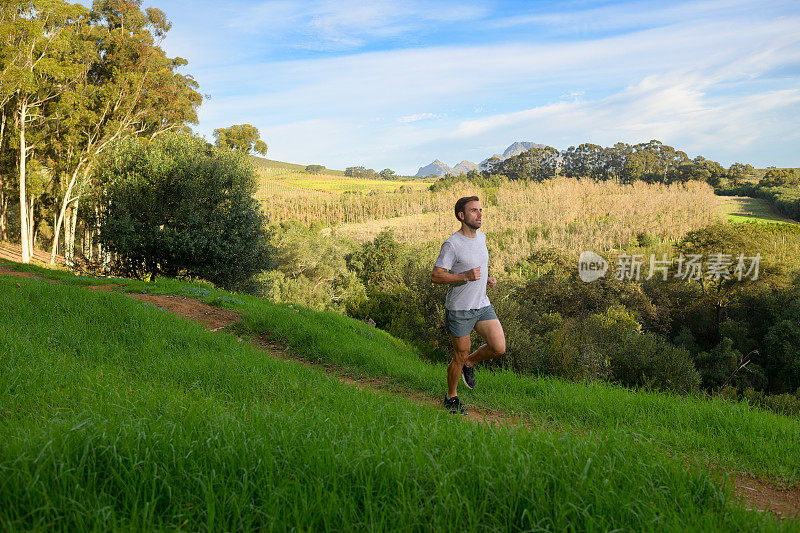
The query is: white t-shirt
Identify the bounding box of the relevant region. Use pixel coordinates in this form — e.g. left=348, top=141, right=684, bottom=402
left=434, top=230, right=491, bottom=310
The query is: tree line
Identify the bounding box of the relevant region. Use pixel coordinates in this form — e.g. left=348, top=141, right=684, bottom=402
left=0, top=0, right=201, bottom=265
left=432, top=140, right=765, bottom=189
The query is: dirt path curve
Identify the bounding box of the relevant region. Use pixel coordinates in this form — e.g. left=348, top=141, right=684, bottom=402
left=2, top=264, right=798, bottom=519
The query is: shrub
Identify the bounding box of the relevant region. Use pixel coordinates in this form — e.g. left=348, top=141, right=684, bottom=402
left=258, top=223, right=365, bottom=312
left=97, top=133, right=269, bottom=289
left=742, top=387, right=800, bottom=418
left=762, top=319, right=800, bottom=394
left=695, top=337, right=767, bottom=392
left=636, top=232, right=657, bottom=247
left=611, top=332, right=701, bottom=394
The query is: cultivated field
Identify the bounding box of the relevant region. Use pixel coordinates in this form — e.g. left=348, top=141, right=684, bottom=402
left=718, top=196, right=798, bottom=225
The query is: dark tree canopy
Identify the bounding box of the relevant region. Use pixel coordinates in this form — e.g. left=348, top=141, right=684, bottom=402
left=97, top=132, right=270, bottom=289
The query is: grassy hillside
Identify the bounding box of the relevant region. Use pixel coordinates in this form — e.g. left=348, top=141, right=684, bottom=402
left=719, top=196, right=797, bottom=225
left=1, top=261, right=798, bottom=529
left=249, top=154, right=345, bottom=175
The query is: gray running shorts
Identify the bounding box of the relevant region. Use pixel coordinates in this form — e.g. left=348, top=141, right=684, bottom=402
left=444, top=305, right=498, bottom=338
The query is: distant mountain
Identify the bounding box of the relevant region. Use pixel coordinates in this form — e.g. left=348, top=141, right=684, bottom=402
left=418, top=142, right=551, bottom=175
left=479, top=154, right=503, bottom=170
left=502, top=142, right=547, bottom=158
left=452, top=160, right=479, bottom=175
left=415, top=159, right=454, bottom=177
left=479, top=142, right=548, bottom=169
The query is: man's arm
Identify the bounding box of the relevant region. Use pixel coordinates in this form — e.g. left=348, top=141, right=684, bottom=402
left=431, top=266, right=480, bottom=285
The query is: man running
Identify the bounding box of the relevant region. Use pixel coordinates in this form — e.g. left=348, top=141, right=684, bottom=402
left=431, top=196, right=506, bottom=414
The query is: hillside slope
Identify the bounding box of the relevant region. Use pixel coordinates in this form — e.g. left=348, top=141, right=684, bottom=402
left=1, top=261, right=799, bottom=528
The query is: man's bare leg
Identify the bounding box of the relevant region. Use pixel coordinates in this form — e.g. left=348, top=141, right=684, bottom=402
left=447, top=333, right=471, bottom=398
left=466, top=319, right=506, bottom=367
left=447, top=320, right=506, bottom=397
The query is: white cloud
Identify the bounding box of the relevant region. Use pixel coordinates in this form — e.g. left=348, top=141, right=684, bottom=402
left=226, top=0, right=488, bottom=50
left=190, top=6, right=800, bottom=172
left=397, top=113, right=443, bottom=123
left=490, top=0, right=793, bottom=34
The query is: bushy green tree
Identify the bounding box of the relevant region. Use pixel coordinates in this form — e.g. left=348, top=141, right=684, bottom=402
left=759, top=168, right=799, bottom=188
left=495, top=146, right=559, bottom=181
left=763, top=319, right=800, bottom=394
left=259, top=222, right=365, bottom=312
left=695, top=337, right=766, bottom=391
left=611, top=332, right=701, bottom=393
left=345, top=166, right=376, bottom=178
left=349, top=228, right=401, bottom=288
left=213, top=124, right=268, bottom=155
left=96, top=132, right=269, bottom=289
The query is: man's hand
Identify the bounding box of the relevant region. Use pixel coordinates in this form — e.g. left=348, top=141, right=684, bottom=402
left=487, top=276, right=497, bottom=288
left=463, top=266, right=481, bottom=281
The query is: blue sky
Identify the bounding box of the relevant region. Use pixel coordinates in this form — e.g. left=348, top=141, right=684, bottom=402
left=136, top=0, right=799, bottom=174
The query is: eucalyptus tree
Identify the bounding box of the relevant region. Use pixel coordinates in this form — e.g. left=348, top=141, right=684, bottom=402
left=47, top=0, right=201, bottom=265
left=0, top=0, right=90, bottom=262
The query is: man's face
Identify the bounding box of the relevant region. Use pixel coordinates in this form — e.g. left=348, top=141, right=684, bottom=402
left=460, top=200, right=482, bottom=229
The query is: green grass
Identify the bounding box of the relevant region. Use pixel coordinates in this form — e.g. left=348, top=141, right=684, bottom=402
left=718, top=196, right=795, bottom=225
left=1, top=264, right=798, bottom=529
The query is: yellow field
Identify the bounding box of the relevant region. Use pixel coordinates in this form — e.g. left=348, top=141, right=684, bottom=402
left=316, top=179, right=721, bottom=271
left=255, top=166, right=430, bottom=199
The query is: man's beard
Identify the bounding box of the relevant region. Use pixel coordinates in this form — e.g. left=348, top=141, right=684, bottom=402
left=464, top=219, right=481, bottom=230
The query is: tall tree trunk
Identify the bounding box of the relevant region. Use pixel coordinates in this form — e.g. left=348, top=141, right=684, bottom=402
left=19, top=101, right=30, bottom=263
left=0, top=188, right=6, bottom=242
left=27, top=195, right=36, bottom=256
left=0, top=106, right=6, bottom=242
left=50, top=166, right=84, bottom=264
left=65, top=196, right=81, bottom=268
left=84, top=224, right=91, bottom=262
left=64, top=206, right=72, bottom=266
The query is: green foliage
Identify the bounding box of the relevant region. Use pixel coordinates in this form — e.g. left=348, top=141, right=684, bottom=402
left=96, top=132, right=269, bottom=289
left=213, top=124, right=268, bottom=155
left=348, top=228, right=401, bottom=288
left=695, top=337, right=766, bottom=391
left=257, top=222, right=365, bottom=312
left=759, top=168, right=799, bottom=188
left=379, top=168, right=396, bottom=179
left=611, top=331, right=702, bottom=393
left=344, top=166, right=377, bottom=178
left=304, top=164, right=325, bottom=174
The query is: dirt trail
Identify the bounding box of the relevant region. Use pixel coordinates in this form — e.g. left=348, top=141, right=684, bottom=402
left=1, top=260, right=799, bottom=519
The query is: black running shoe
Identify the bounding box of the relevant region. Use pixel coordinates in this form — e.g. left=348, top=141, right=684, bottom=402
left=444, top=394, right=467, bottom=415
left=462, top=364, right=476, bottom=389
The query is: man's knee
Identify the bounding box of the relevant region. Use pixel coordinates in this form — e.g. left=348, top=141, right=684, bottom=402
left=452, top=350, right=471, bottom=364
left=491, top=341, right=506, bottom=356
